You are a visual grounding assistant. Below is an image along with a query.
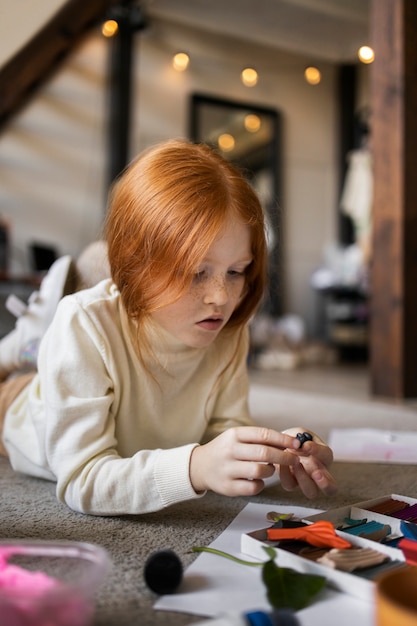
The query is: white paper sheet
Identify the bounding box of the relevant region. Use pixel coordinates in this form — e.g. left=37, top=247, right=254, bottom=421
left=154, top=502, right=374, bottom=626
left=329, top=428, right=417, bottom=463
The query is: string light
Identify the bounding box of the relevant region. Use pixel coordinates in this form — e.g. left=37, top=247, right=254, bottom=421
left=218, top=133, right=235, bottom=152
left=102, top=19, right=118, bottom=37
left=244, top=114, right=261, bottom=133
left=241, top=68, right=258, bottom=87
left=304, top=66, right=321, bottom=85
left=358, top=46, right=375, bottom=64
left=172, top=52, right=190, bottom=72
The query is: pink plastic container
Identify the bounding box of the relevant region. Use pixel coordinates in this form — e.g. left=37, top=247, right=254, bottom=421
left=0, top=540, right=110, bottom=626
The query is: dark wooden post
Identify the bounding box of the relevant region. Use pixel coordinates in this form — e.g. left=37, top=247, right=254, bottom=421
left=106, top=1, right=146, bottom=187
left=369, top=0, right=417, bottom=397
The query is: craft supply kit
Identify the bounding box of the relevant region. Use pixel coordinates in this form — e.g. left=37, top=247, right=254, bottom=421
left=241, top=494, right=417, bottom=602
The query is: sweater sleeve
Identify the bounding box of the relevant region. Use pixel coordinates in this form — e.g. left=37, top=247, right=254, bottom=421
left=37, top=298, right=204, bottom=516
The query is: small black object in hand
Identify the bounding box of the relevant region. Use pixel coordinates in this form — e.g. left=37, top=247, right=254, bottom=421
left=144, top=549, right=183, bottom=595
left=296, top=432, right=313, bottom=447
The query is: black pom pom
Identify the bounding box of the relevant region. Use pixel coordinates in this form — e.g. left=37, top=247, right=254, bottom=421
left=296, top=432, right=313, bottom=448
left=144, top=549, right=183, bottom=595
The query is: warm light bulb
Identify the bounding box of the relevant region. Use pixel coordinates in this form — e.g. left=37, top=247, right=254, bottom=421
left=244, top=114, right=261, bottom=133
left=304, top=66, right=321, bottom=85
left=241, top=68, right=258, bottom=87
left=358, top=46, right=375, bottom=64
left=172, top=52, right=190, bottom=72
left=102, top=19, right=118, bottom=37
left=218, top=133, right=235, bottom=152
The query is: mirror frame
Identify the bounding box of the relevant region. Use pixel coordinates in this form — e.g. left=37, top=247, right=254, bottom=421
left=189, top=92, right=282, bottom=316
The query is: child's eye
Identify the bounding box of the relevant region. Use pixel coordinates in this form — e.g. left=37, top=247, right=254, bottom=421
left=227, top=269, right=245, bottom=277
left=193, top=270, right=207, bottom=282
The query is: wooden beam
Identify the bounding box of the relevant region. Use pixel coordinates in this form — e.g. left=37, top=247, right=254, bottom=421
left=107, top=2, right=147, bottom=186
left=0, top=0, right=119, bottom=129
left=370, top=0, right=417, bottom=397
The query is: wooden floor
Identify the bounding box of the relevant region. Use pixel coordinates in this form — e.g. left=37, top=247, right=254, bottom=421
left=249, top=361, right=417, bottom=409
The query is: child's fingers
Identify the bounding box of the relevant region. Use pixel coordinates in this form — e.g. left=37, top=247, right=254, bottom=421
left=248, top=461, right=276, bottom=480
left=234, top=426, right=301, bottom=451
left=277, top=463, right=298, bottom=491
left=291, top=460, right=320, bottom=499
left=236, top=443, right=300, bottom=468
left=310, top=467, right=338, bottom=496
left=277, top=459, right=338, bottom=498
left=295, top=440, right=334, bottom=467
left=294, top=459, right=338, bottom=497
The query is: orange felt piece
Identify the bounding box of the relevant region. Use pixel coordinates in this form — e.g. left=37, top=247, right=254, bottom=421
left=267, top=520, right=352, bottom=549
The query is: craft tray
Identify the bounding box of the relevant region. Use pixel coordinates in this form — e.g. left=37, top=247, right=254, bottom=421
left=241, top=499, right=409, bottom=602
left=304, top=493, right=417, bottom=541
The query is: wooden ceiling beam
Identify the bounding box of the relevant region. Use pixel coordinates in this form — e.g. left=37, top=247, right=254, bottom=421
left=0, top=0, right=120, bottom=129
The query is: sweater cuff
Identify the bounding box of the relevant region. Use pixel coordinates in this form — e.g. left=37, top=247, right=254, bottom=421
left=154, top=443, right=206, bottom=508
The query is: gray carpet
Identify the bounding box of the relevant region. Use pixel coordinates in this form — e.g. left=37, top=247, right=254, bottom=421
left=1, top=384, right=417, bottom=625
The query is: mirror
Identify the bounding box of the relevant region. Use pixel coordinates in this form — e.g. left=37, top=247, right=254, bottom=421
left=189, top=93, right=282, bottom=316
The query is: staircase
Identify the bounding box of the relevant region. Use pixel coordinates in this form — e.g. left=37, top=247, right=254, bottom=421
left=0, top=0, right=121, bottom=276
left=0, top=0, right=118, bottom=130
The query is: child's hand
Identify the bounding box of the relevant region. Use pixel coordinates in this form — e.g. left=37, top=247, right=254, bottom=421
left=190, top=426, right=306, bottom=497
left=190, top=426, right=337, bottom=500
left=277, top=427, right=338, bottom=498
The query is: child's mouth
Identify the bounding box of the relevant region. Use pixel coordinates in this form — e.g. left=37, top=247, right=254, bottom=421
left=196, top=317, right=223, bottom=331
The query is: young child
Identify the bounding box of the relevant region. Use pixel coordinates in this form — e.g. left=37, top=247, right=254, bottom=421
left=0, top=139, right=337, bottom=516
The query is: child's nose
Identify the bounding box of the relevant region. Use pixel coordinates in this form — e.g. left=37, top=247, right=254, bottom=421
left=203, top=276, right=228, bottom=305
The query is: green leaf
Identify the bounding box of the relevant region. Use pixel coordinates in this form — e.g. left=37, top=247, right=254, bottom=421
left=263, top=546, right=278, bottom=561
left=191, top=544, right=326, bottom=612
left=262, top=557, right=326, bottom=610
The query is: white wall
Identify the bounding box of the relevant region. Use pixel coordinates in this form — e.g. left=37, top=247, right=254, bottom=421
left=0, top=16, right=370, bottom=336
left=0, top=33, right=108, bottom=269
left=0, top=0, right=67, bottom=67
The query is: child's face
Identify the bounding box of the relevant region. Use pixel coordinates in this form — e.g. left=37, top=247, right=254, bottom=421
left=151, top=216, right=252, bottom=348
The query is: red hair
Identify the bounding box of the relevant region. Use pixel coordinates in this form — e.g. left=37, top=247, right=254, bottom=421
left=106, top=139, right=267, bottom=335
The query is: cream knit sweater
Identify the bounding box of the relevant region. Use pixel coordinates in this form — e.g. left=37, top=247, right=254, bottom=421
left=4, top=280, right=253, bottom=515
